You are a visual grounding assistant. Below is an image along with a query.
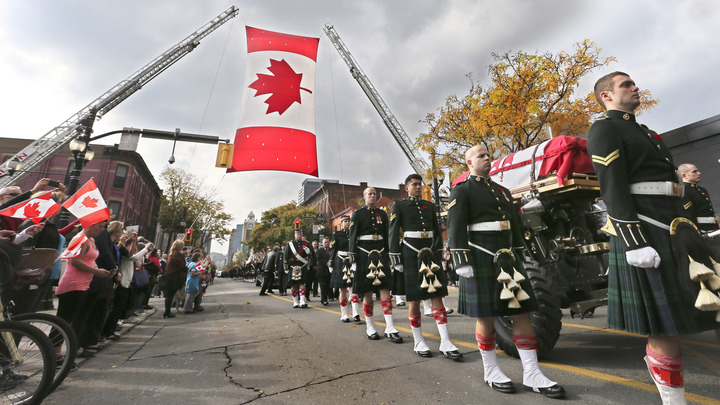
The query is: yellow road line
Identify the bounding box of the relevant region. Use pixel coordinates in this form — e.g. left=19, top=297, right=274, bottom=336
left=563, top=322, right=720, bottom=350
left=268, top=293, right=720, bottom=404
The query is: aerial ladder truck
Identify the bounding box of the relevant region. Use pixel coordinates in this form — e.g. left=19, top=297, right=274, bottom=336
left=323, top=24, right=446, bottom=205
left=0, top=6, right=239, bottom=188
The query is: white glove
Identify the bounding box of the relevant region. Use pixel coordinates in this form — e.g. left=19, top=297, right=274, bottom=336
left=455, top=265, right=474, bottom=278
left=626, top=246, right=661, bottom=268
left=329, top=266, right=334, bottom=274
left=394, top=264, right=404, bottom=273
left=351, top=263, right=357, bottom=272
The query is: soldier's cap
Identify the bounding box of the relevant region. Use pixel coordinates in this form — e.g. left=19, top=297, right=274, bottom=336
left=341, top=215, right=350, bottom=221
left=294, top=229, right=303, bottom=233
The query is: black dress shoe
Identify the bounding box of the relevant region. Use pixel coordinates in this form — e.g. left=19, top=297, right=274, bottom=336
left=367, top=332, right=380, bottom=340
left=441, top=350, right=463, bottom=361
left=446, top=308, right=454, bottom=315
left=321, top=301, right=328, bottom=306
left=415, top=350, right=432, bottom=358
left=259, top=292, right=268, bottom=296
left=300, top=304, right=308, bottom=308
left=163, top=312, right=176, bottom=318
left=395, top=302, right=406, bottom=307
left=524, top=384, right=566, bottom=399
left=267, top=290, right=274, bottom=294
left=353, top=315, right=361, bottom=322
left=487, top=381, right=516, bottom=394
left=384, top=332, right=403, bottom=343
left=341, top=317, right=351, bottom=323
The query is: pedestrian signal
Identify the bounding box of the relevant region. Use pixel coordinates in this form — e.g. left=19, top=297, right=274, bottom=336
left=184, top=228, right=193, bottom=243
left=294, top=218, right=301, bottom=230
left=421, top=186, right=432, bottom=201
left=215, top=143, right=234, bottom=168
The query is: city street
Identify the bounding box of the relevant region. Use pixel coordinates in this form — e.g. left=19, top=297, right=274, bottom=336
left=44, top=277, right=720, bottom=404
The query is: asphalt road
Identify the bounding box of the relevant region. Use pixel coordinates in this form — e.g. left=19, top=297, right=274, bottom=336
left=43, top=277, right=720, bottom=404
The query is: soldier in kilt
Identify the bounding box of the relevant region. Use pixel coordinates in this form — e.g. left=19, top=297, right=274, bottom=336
left=389, top=173, right=461, bottom=360
left=678, top=163, right=720, bottom=232
left=448, top=144, right=565, bottom=398
left=329, top=215, right=361, bottom=322
left=283, top=229, right=315, bottom=309
left=588, top=72, right=720, bottom=404
left=349, top=187, right=402, bottom=343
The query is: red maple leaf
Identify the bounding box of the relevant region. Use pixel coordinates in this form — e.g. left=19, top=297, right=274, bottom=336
left=23, top=201, right=41, bottom=218
left=249, top=59, right=311, bottom=115
left=81, top=196, right=99, bottom=209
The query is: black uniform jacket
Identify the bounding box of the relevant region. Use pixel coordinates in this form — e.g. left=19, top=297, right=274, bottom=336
left=388, top=196, right=442, bottom=267
left=587, top=109, right=680, bottom=250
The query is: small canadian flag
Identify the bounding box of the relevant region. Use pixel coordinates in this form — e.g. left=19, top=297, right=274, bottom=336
left=0, top=191, right=60, bottom=223
left=62, top=179, right=110, bottom=228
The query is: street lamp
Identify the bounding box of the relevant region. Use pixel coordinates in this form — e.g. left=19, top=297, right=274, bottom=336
left=56, top=135, right=95, bottom=227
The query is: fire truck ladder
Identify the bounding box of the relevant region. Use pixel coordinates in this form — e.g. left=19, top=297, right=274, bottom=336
left=323, top=24, right=430, bottom=177
left=0, top=6, right=239, bottom=188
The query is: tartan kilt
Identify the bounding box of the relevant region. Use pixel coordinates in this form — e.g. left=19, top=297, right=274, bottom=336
left=331, top=255, right=352, bottom=289
left=608, top=226, right=720, bottom=336
left=401, top=240, right=447, bottom=301
left=458, top=231, right=537, bottom=318
left=287, top=265, right=308, bottom=286
left=352, top=240, right=391, bottom=295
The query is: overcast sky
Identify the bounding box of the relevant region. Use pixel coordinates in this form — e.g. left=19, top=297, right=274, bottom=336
left=1, top=0, right=719, bottom=254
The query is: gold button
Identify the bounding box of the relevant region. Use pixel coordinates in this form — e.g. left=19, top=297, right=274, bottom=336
left=656, top=145, right=661, bottom=150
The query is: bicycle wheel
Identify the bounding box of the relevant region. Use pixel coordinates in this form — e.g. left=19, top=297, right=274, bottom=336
left=12, top=314, right=78, bottom=394
left=0, top=320, right=55, bottom=405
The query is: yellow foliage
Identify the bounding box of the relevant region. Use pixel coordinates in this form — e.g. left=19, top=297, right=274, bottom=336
left=418, top=39, right=658, bottom=177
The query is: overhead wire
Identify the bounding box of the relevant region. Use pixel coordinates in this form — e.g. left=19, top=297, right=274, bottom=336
left=325, top=35, right=348, bottom=212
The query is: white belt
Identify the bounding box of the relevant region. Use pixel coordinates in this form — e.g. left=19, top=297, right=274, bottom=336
left=403, top=231, right=434, bottom=238
left=336, top=250, right=349, bottom=256
left=358, top=235, right=383, bottom=241
left=697, top=216, right=718, bottom=224
left=629, top=182, right=683, bottom=197
left=467, top=220, right=511, bottom=232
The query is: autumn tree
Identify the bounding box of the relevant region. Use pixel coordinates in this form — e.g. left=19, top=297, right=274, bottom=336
left=417, top=39, right=658, bottom=177
left=247, top=202, right=323, bottom=252
left=157, top=166, right=233, bottom=250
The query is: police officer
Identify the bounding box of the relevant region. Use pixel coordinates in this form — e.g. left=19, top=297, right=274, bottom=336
left=349, top=187, right=402, bottom=343
left=678, top=163, right=719, bottom=232
left=588, top=71, right=720, bottom=404
left=330, top=215, right=361, bottom=322
left=390, top=173, right=461, bottom=360
left=284, top=229, right=315, bottom=308
left=259, top=246, right=278, bottom=296
left=448, top=144, right=564, bottom=398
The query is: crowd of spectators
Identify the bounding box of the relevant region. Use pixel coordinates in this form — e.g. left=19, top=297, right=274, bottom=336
left=0, top=178, right=216, bottom=368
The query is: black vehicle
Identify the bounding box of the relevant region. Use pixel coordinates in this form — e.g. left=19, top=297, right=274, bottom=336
left=493, top=174, right=610, bottom=359
left=255, top=269, right=280, bottom=289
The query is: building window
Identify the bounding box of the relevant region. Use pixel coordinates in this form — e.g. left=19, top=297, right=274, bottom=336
left=108, top=201, right=122, bottom=220
left=113, top=164, right=129, bottom=189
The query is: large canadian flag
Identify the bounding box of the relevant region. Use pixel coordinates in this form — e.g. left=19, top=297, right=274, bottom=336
left=0, top=191, right=60, bottom=223
left=227, top=26, right=320, bottom=177
left=62, top=179, right=110, bottom=228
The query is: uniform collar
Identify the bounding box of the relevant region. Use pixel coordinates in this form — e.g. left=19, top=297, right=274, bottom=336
left=408, top=195, right=419, bottom=202
left=606, top=109, right=636, bottom=122
left=468, top=174, right=491, bottom=185
left=683, top=181, right=698, bottom=187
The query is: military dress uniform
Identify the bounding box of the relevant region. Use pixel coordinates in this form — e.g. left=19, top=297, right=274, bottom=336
left=447, top=174, right=537, bottom=318
left=389, top=196, right=447, bottom=301
left=329, top=228, right=352, bottom=289
left=682, top=182, right=719, bottom=232
left=587, top=110, right=720, bottom=336
left=284, top=239, right=315, bottom=285
left=349, top=206, right=391, bottom=295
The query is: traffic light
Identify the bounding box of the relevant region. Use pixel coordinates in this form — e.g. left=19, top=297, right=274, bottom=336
left=215, top=143, right=235, bottom=168
left=293, top=218, right=301, bottom=230
left=421, top=185, right=432, bottom=201
left=184, top=228, right=193, bottom=243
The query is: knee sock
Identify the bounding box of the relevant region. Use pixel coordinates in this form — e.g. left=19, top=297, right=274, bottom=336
left=514, top=334, right=556, bottom=388
left=339, top=299, right=349, bottom=319
left=380, top=297, right=397, bottom=334
left=645, top=345, right=684, bottom=388
left=475, top=331, right=510, bottom=383
left=364, top=303, right=376, bottom=335
left=409, top=314, right=429, bottom=352
left=350, top=295, right=360, bottom=317
left=433, top=307, right=457, bottom=352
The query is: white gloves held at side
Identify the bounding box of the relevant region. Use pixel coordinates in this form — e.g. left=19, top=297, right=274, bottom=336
left=625, top=246, right=661, bottom=269
left=455, top=265, right=474, bottom=279
left=394, top=264, right=404, bottom=273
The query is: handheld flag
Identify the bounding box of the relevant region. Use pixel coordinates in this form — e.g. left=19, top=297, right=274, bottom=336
left=0, top=192, right=60, bottom=223
left=228, top=26, right=320, bottom=177
left=62, top=179, right=110, bottom=228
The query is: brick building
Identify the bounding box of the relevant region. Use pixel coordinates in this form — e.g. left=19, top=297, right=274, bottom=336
left=0, top=138, right=162, bottom=239
left=299, top=180, right=407, bottom=232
